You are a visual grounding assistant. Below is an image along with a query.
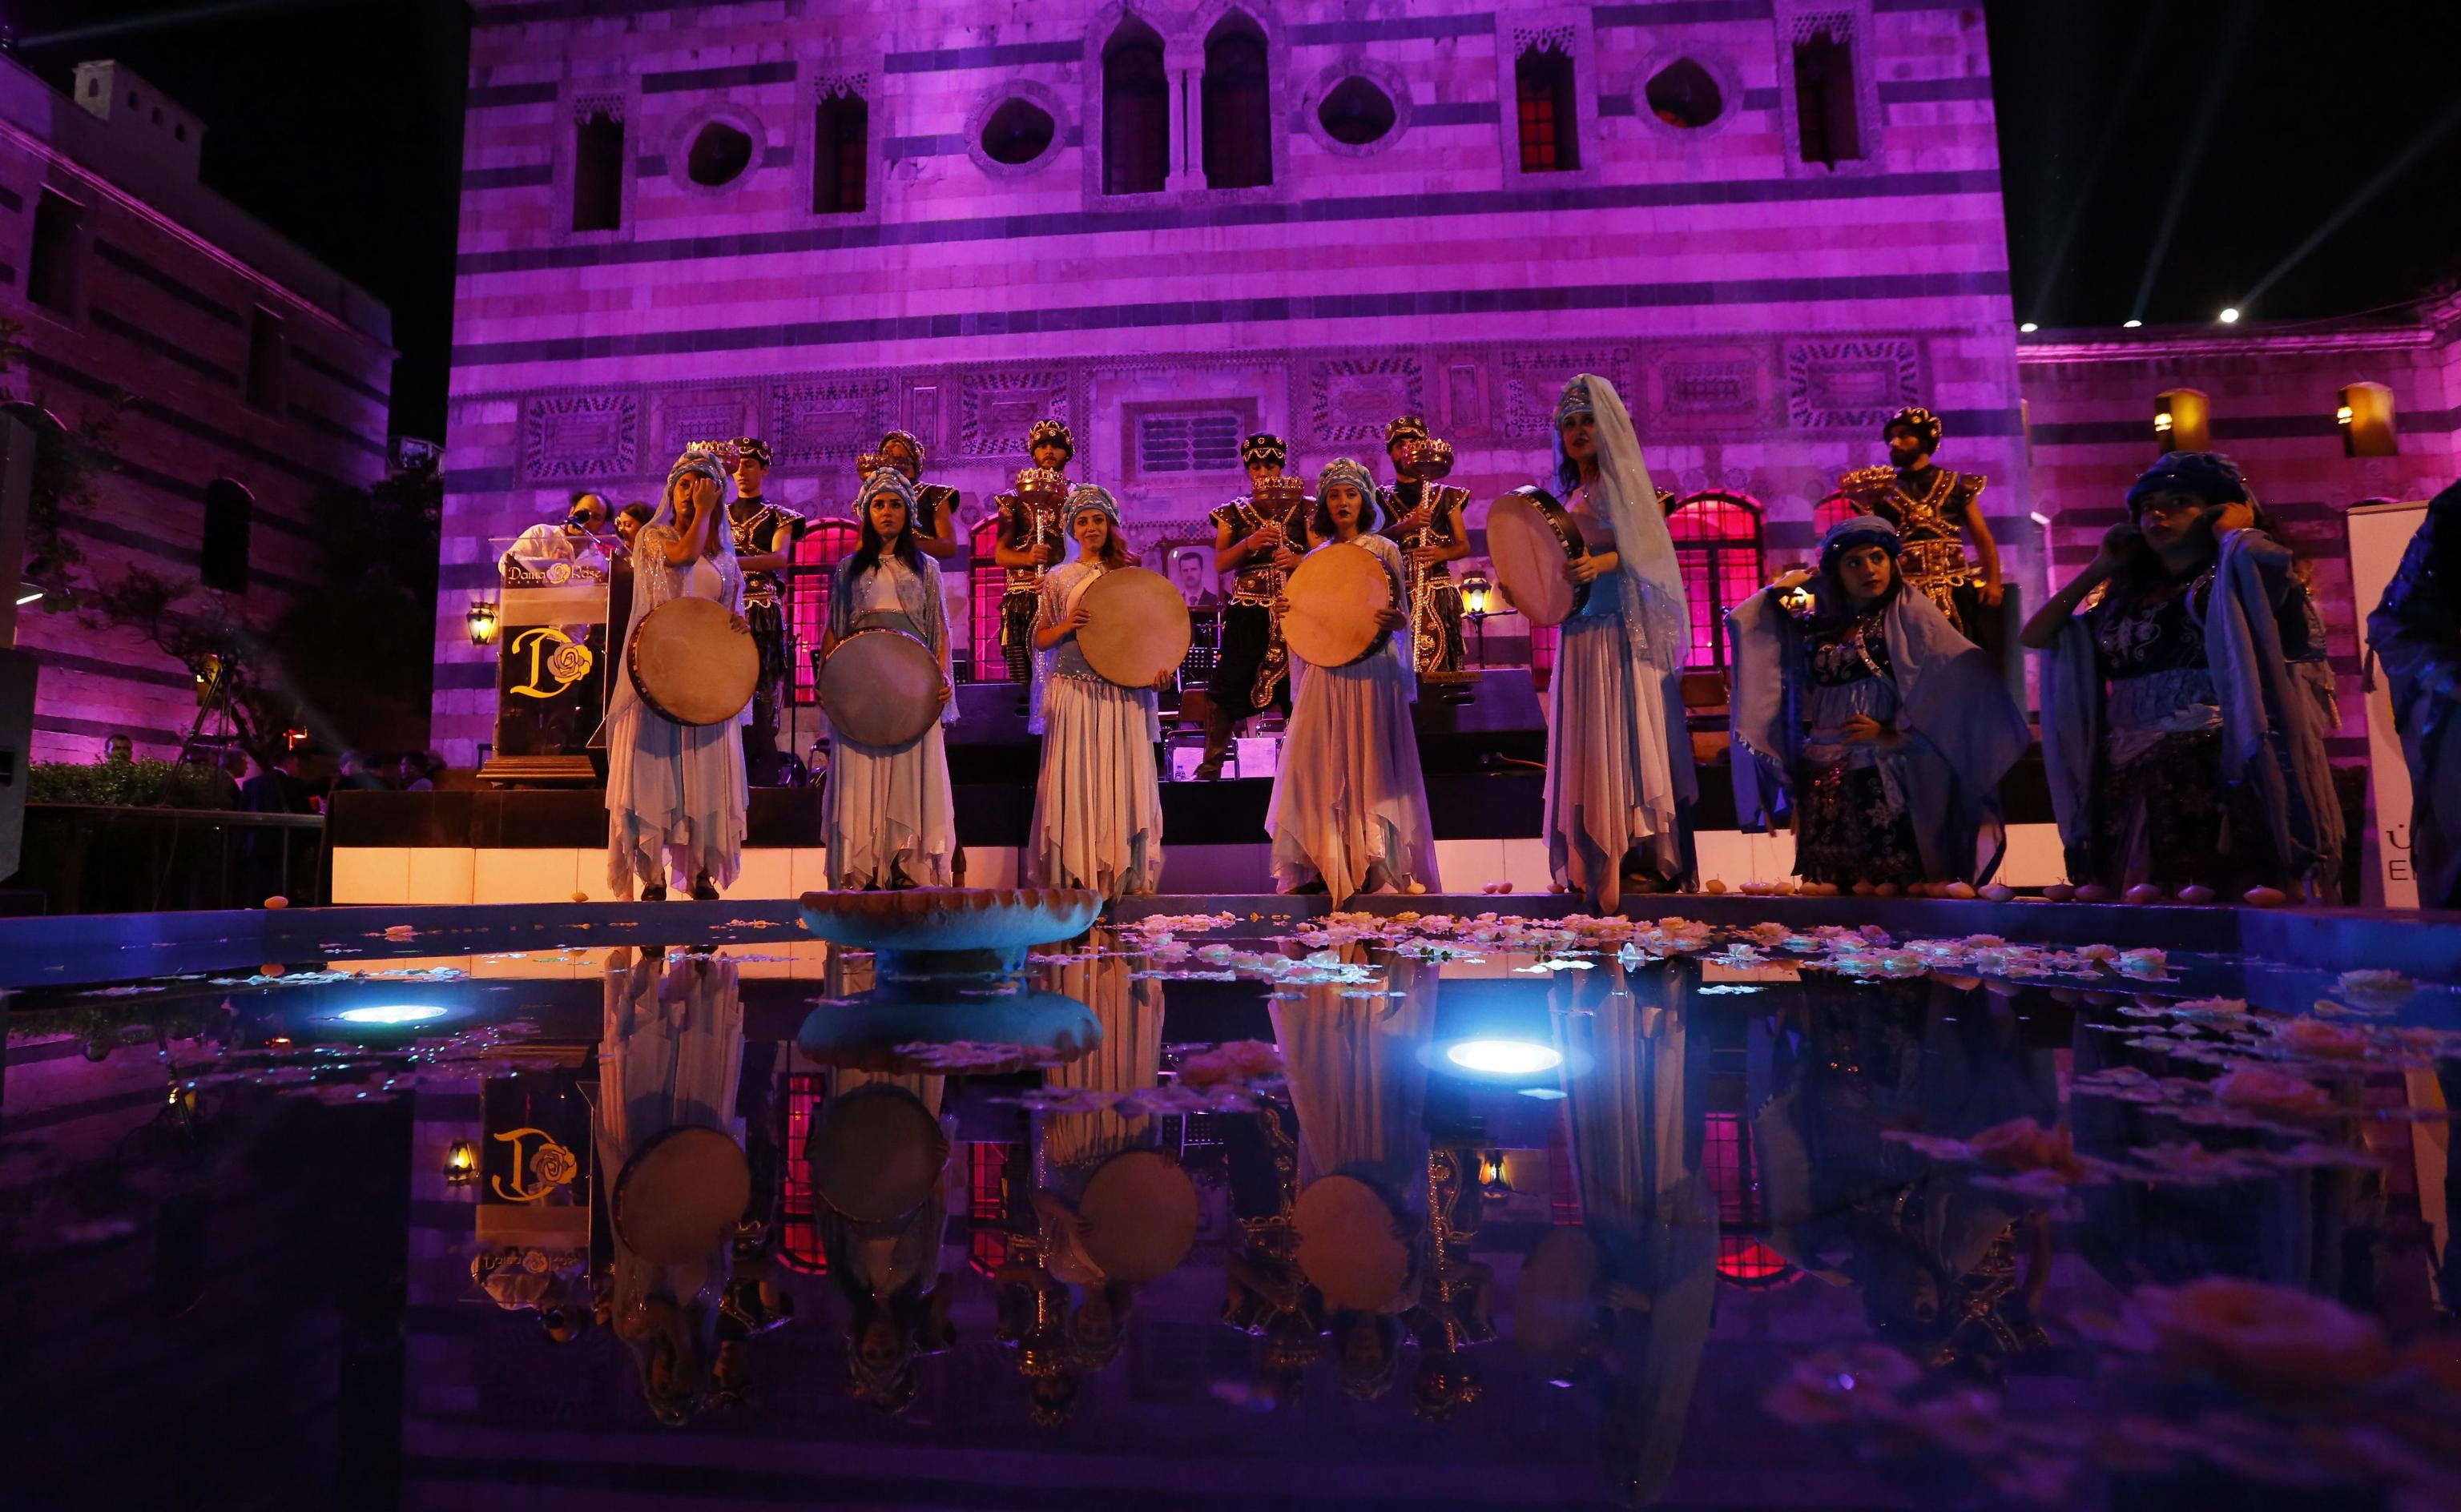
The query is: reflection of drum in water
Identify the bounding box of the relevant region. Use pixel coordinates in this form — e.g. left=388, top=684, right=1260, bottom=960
left=1281, top=542, right=1395, bottom=670
left=1292, top=1173, right=1414, bottom=1310
left=807, top=1084, right=949, bottom=1225
left=613, top=1124, right=752, bottom=1265
left=1076, top=568, right=1193, bottom=688
left=817, top=620, right=947, bottom=748
left=1486, top=486, right=1592, bottom=627
left=628, top=596, right=759, bottom=726
left=1072, top=1148, right=1200, bottom=1283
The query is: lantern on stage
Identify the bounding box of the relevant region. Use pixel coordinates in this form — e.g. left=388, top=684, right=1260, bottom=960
left=465, top=597, right=500, bottom=645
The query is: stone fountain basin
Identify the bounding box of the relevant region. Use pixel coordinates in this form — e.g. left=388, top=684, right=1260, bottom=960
left=796, top=887, right=1102, bottom=956
left=795, top=985, right=1102, bottom=1075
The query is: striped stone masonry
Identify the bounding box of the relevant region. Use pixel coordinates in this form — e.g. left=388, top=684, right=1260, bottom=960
left=438, top=0, right=2031, bottom=762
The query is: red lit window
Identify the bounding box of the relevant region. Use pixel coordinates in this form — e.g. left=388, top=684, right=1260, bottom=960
left=1705, top=1110, right=1797, bottom=1288
left=1516, top=47, right=1578, bottom=173
left=1812, top=489, right=1859, bottom=537
left=968, top=1141, right=1026, bottom=1277
left=790, top=520, right=860, bottom=704
left=1529, top=621, right=1561, bottom=686
left=968, top=513, right=1009, bottom=682
left=1666, top=492, right=1765, bottom=670
left=778, top=1073, right=829, bottom=1274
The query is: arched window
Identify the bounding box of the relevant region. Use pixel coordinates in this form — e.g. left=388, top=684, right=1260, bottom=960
left=813, top=90, right=868, bottom=214
left=1102, top=18, right=1170, bottom=195
left=1791, top=22, right=1861, bottom=168
left=1202, top=13, right=1271, bottom=189
left=1812, top=489, right=1859, bottom=536
left=201, top=478, right=254, bottom=595
left=1666, top=491, right=1765, bottom=670
left=572, top=107, right=623, bottom=231
left=1514, top=44, right=1578, bottom=172
left=969, top=513, right=1009, bottom=680
left=791, top=519, right=862, bottom=703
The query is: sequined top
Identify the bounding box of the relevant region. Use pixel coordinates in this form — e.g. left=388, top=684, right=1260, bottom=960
left=994, top=493, right=1066, bottom=594
left=1208, top=495, right=1310, bottom=604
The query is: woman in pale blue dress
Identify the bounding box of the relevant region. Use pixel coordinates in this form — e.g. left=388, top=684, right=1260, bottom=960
left=1265, top=458, right=1438, bottom=903
left=604, top=444, right=749, bottom=901
left=823, top=468, right=957, bottom=890
left=1539, top=375, right=1696, bottom=911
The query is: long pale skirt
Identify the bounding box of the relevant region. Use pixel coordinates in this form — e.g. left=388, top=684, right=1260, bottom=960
left=827, top=725, right=954, bottom=889
left=606, top=700, right=747, bottom=897
left=1544, top=608, right=1688, bottom=910
left=1029, top=674, right=1163, bottom=899
left=1266, top=645, right=1439, bottom=904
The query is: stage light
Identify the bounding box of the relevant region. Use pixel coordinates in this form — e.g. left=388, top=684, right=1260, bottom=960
left=14, top=581, right=42, bottom=606
left=2218, top=308, right=2241, bottom=324
left=2337, top=405, right=2355, bottom=426
left=2123, top=320, right=2144, bottom=329
left=1446, top=1039, right=1563, bottom=1075
left=2018, top=322, right=2038, bottom=334
left=466, top=598, right=500, bottom=645
left=336, top=1004, right=449, bottom=1025
left=445, top=1140, right=478, bottom=1184
left=1518, top=1087, right=1569, bottom=1100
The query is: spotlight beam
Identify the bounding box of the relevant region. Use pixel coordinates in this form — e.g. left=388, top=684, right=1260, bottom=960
left=2128, top=4, right=2254, bottom=324
left=16, top=0, right=342, bottom=50
left=2026, top=2, right=2168, bottom=323
left=2238, top=94, right=2461, bottom=312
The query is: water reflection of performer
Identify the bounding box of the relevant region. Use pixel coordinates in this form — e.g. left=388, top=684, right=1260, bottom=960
left=594, top=948, right=750, bottom=1425
left=811, top=1066, right=957, bottom=1415
left=1520, top=959, right=1716, bottom=1506
left=1275, top=945, right=1436, bottom=1399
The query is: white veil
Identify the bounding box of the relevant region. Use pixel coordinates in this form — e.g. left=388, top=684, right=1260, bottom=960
left=1552, top=375, right=1689, bottom=671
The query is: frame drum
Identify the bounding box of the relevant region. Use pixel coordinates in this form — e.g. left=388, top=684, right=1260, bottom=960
left=613, top=1125, right=751, bottom=1265
left=1077, top=567, right=1192, bottom=688
left=1281, top=542, right=1393, bottom=669
left=628, top=595, right=759, bottom=726
left=806, top=1084, right=950, bottom=1225
left=1292, top=1173, right=1413, bottom=1311
left=819, top=625, right=946, bottom=748
left=1487, top=486, right=1592, bottom=627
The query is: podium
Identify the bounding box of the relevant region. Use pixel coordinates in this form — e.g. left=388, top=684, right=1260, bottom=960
left=480, top=536, right=620, bottom=786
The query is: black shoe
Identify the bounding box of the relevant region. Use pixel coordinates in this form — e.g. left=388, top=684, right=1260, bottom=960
left=641, top=883, right=667, bottom=903
left=691, top=872, right=719, bottom=902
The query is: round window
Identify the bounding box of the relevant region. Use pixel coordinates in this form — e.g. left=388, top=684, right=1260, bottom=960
left=1645, top=59, right=1723, bottom=129
left=981, top=98, right=1056, bottom=166
left=686, top=121, right=755, bottom=186
left=1317, top=76, right=1396, bottom=147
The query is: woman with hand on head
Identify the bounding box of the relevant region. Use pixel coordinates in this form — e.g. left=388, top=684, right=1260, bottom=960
left=822, top=468, right=957, bottom=891
left=2024, top=451, right=2342, bottom=898
left=604, top=444, right=750, bottom=903
left=1265, top=459, right=1438, bottom=903
left=1541, top=376, right=1698, bottom=910
left=1728, top=517, right=2030, bottom=891
left=1027, top=484, right=1167, bottom=899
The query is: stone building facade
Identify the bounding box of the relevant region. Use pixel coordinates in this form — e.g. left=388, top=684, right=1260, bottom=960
left=436, top=0, right=2029, bottom=762
left=0, top=56, right=396, bottom=761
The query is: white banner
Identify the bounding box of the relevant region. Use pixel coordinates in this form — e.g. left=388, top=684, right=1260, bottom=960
left=2347, top=500, right=2431, bottom=907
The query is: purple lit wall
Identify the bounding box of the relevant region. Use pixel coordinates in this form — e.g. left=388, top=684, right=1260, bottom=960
left=434, top=0, right=2034, bottom=762
left=0, top=58, right=394, bottom=762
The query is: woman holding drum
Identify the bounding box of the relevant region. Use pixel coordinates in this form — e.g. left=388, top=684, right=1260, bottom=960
left=1726, top=517, right=2030, bottom=891
left=603, top=444, right=751, bottom=903
left=820, top=469, right=957, bottom=891
left=1512, top=375, right=1698, bottom=911
left=1266, top=458, right=1440, bottom=903
left=1027, top=484, right=1175, bottom=900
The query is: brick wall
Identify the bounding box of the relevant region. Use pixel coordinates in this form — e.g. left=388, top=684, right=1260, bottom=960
left=0, top=58, right=396, bottom=761
left=438, top=0, right=2031, bottom=763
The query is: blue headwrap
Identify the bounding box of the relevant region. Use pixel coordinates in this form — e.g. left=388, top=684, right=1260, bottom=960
left=1314, top=457, right=1383, bottom=533
left=1817, top=514, right=1903, bottom=576
left=665, top=443, right=728, bottom=498
left=2126, top=451, right=2248, bottom=514
left=858, top=466, right=917, bottom=512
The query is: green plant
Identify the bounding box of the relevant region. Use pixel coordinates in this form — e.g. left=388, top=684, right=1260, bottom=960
left=27, top=758, right=235, bottom=809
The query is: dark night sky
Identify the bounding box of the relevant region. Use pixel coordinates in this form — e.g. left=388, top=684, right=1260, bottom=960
left=5, top=1, right=2459, bottom=441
